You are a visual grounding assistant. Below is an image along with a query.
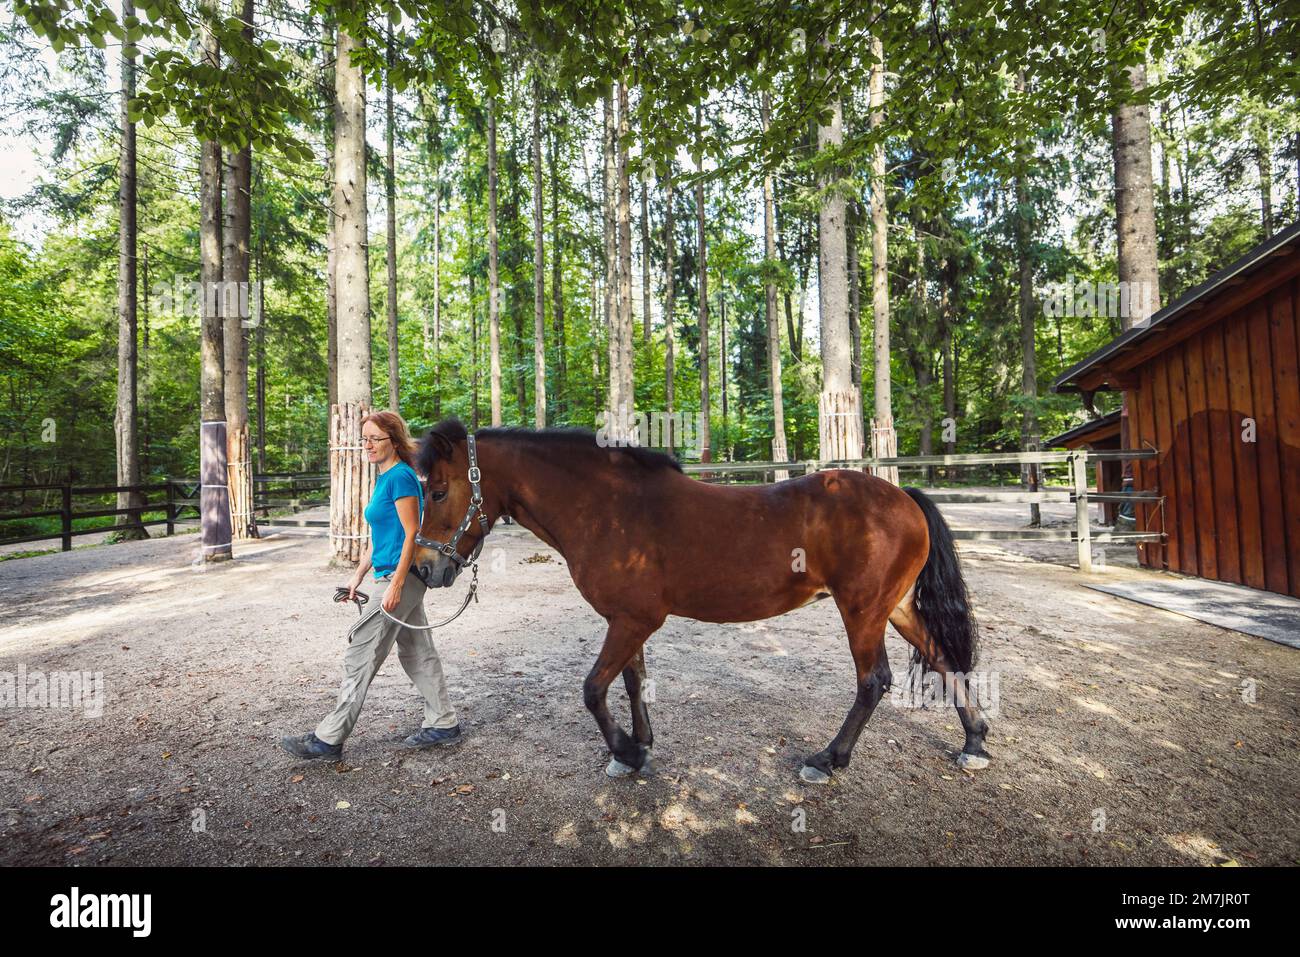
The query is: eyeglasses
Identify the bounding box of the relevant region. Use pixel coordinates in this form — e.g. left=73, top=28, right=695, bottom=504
left=361, top=435, right=392, bottom=447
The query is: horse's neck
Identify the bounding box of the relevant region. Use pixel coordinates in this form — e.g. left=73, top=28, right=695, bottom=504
left=483, top=439, right=587, bottom=557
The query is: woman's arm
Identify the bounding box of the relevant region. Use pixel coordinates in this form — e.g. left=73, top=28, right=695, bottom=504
left=382, top=496, right=421, bottom=612
left=346, top=541, right=373, bottom=601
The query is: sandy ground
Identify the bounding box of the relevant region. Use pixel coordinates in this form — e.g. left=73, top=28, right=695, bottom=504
left=0, top=500, right=1297, bottom=867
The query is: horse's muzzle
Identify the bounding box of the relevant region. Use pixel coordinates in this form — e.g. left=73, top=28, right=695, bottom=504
left=416, top=554, right=462, bottom=589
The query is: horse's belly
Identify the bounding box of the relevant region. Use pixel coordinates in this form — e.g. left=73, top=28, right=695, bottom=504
left=668, top=578, right=826, bottom=624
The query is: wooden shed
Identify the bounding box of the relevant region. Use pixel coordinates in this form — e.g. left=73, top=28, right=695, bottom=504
left=1053, top=221, right=1300, bottom=598
left=1046, top=410, right=1122, bottom=524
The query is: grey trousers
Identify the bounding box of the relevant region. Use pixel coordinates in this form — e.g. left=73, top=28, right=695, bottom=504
left=315, top=574, right=459, bottom=745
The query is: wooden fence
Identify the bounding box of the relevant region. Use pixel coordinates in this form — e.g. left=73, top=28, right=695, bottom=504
left=0, top=472, right=329, bottom=552
left=3, top=451, right=1164, bottom=574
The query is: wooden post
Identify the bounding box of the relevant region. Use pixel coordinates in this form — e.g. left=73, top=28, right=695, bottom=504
left=870, top=416, right=899, bottom=484
left=1072, top=449, right=1092, bottom=573
left=330, top=400, right=374, bottom=565
left=200, top=420, right=233, bottom=561
left=819, top=388, right=864, bottom=466
left=61, top=482, right=73, bottom=552
left=165, top=476, right=175, bottom=536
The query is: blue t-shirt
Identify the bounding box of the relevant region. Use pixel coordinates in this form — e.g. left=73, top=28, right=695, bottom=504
left=364, top=461, right=424, bottom=580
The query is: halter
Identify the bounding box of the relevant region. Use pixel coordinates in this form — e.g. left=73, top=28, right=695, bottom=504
left=374, top=433, right=490, bottom=633
left=414, top=433, right=490, bottom=567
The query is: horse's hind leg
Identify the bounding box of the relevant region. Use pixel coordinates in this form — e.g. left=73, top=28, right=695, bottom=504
left=889, top=591, right=991, bottom=769
left=621, top=648, right=653, bottom=750
left=585, top=617, right=659, bottom=777
left=800, top=605, right=892, bottom=784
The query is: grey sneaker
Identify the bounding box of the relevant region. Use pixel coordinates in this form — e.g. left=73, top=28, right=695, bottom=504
left=279, top=731, right=342, bottom=760
left=402, top=724, right=463, bottom=749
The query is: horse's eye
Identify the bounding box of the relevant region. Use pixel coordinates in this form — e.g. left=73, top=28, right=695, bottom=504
left=431, top=490, right=447, bottom=503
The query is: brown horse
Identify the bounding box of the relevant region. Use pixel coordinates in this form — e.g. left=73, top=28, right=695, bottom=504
left=413, top=418, right=989, bottom=783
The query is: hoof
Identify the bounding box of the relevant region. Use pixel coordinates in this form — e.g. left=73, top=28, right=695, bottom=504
left=606, top=757, right=637, bottom=778
left=606, top=748, right=651, bottom=778
left=956, top=751, right=990, bottom=771
left=799, top=764, right=832, bottom=785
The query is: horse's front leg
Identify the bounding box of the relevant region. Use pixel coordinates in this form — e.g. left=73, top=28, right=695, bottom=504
left=584, top=617, right=658, bottom=778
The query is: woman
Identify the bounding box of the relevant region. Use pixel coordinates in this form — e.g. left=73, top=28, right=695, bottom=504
left=279, top=410, right=462, bottom=760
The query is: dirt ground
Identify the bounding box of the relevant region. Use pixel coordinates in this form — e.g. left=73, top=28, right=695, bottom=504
left=1, top=500, right=1297, bottom=866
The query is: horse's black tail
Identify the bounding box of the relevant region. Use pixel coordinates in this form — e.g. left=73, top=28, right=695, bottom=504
left=902, top=487, right=979, bottom=675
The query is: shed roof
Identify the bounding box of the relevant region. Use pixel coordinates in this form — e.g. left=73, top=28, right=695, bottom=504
left=1052, top=219, right=1300, bottom=395
left=1045, top=410, right=1122, bottom=448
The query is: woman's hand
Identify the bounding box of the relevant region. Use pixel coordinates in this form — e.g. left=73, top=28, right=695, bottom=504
left=382, top=578, right=403, bottom=613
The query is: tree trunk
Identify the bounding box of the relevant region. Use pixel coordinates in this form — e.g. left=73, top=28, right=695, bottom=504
left=532, top=73, right=547, bottom=427
left=602, top=88, right=618, bottom=421
left=1015, top=71, right=1041, bottom=526
left=868, top=32, right=896, bottom=483
left=487, top=97, right=503, bottom=425
left=774, top=188, right=802, bottom=362
left=847, top=200, right=863, bottom=441
left=695, top=105, right=712, bottom=462
left=507, top=125, right=527, bottom=416
left=549, top=116, right=566, bottom=421
left=433, top=150, right=442, bottom=415
left=199, top=15, right=231, bottom=561
left=940, top=259, right=955, bottom=456
left=222, top=0, right=257, bottom=542
left=385, top=19, right=400, bottom=412
left=255, top=237, right=266, bottom=475
left=760, top=92, right=788, bottom=472
left=1112, top=61, right=1163, bottom=500
left=614, top=80, right=634, bottom=438
left=469, top=192, right=480, bottom=430
left=641, top=176, right=651, bottom=344
left=1253, top=114, right=1273, bottom=238
left=664, top=169, right=676, bottom=453
left=115, top=0, right=146, bottom=540
left=331, top=24, right=374, bottom=565
left=1112, top=63, right=1162, bottom=330
left=816, top=77, right=862, bottom=462
left=719, top=278, right=728, bottom=458
left=324, top=15, right=338, bottom=412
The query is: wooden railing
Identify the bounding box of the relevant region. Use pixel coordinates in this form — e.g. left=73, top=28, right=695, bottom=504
left=0, top=472, right=329, bottom=551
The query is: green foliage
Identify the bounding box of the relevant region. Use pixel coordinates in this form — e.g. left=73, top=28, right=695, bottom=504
left=1, top=0, right=1295, bottom=490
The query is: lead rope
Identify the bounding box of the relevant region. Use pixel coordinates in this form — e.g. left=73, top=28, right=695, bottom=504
left=375, top=560, right=480, bottom=632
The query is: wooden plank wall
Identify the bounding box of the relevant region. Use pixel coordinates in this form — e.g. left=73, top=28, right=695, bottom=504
left=1128, top=273, right=1300, bottom=597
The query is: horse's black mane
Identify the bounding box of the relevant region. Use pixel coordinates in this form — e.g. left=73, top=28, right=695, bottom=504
left=417, top=417, right=683, bottom=476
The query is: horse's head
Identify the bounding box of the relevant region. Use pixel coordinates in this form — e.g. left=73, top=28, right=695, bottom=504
left=413, top=417, right=487, bottom=587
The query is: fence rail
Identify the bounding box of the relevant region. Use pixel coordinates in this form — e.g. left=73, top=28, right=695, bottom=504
left=0, top=472, right=329, bottom=551
left=3, top=450, right=1166, bottom=573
